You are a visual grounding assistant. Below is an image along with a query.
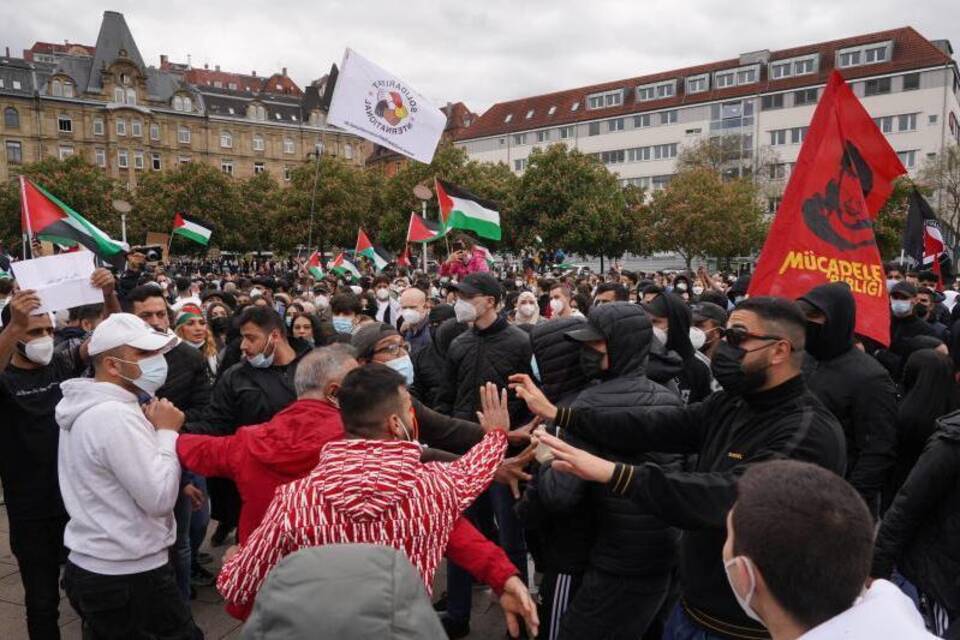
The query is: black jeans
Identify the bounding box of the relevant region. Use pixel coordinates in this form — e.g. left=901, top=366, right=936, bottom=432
left=62, top=561, right=203, bottom=640
left=557, top=568, right=670, bottom=640
left=8, top=515, right=68, bottom=640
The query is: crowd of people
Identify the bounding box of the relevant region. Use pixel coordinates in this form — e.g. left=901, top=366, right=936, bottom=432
left=0, top=235, right=958, bottom=639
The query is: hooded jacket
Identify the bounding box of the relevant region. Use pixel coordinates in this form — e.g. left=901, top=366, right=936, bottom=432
left=56, top=379, right=181, bottom=575
left=219, top=430, right=507, bottom=615
left=872, top=411, right=960, bottom=616
left=411, top=318, right=468, bottom=409
left=242, top=545, right=447, bottom=640
left=799, top=282, right=897, bottom=507
left=797, top=580, right=937, bottom=640
left=648, top=293, right=713, bottom=404
left=158, top=340, right=211, bottom=421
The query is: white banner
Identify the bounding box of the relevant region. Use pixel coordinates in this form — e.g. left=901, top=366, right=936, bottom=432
left=327, top=49, right=446, bottom=164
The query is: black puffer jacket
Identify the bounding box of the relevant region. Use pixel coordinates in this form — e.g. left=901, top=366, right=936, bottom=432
left=158, top=341, right=212, bottom=421
left=873, top=411, right=960, bottom=616
left=875, top=313, right=940, bottom=381
left=799, top=282, right=897, bottom=508
left=549, top=303, right=683, bottom=576
left=411, top=319, right=468, bottom=408
left=516, top=317, right=593, bottom=574
left=437, top=314, right=532, bottom=422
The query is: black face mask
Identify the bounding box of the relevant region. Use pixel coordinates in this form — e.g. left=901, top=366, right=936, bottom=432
left=915, top=304, right=929, bottom=319
left=209, top=316, right=229, bottom=334
left=710, top=341, right=770, bottom=396
left=580, top=345, right=606, bottom=381
left=804, top=320, right=829, bottom=361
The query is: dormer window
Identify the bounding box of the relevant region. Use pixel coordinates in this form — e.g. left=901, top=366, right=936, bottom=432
left=173, top=95, right=193, bottom=112
left=770, top=54, right=819, bottom=79
left=548, top=105, right=557, bottom=115
left=686, top=74, right=709, bottom=94
left=712, top=64, right=760, bottom=89
left=504, top=113, right=513, bottom=123
left=525, top=109, right=535, bottom=119
left=837, top=41, right=892, bottom=68
left=587, top=89, right=624, bottom=110
left=636, top=80, right=676, bottom=102
left=249, top=104, right=267, bottom=121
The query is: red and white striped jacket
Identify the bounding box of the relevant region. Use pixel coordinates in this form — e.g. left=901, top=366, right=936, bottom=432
left=217, top=429, right=507, bottom=609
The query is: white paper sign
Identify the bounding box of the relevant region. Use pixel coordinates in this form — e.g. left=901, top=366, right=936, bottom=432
left=11, top=252, right=103, bottom=314
left=327, top=48, right=446, bottom=164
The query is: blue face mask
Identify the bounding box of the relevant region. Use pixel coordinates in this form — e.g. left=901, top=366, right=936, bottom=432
left=332, top=316, right=353, bottom=334
left=247, top=336, right=276, bottom=368
left=891, top=299, right=913, bottom=318
left=530, top=355, right=541, bottom=383
left=386, top=354, right=415, bottom=385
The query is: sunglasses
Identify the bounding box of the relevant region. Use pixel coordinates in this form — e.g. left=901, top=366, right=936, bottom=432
left=721, top=326, right=787, bottom=350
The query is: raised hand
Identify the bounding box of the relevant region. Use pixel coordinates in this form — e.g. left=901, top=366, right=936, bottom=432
left=538, top=432, right=616, bottom=483
left=495, top=441, right=536, bottom=499
left=8, top=290, right=42, bottom=327
left=90, top=267, right=116, bottom=295
left=476, top=382, right=510, bottom=432
left=507, top=374, right=557, bottom=421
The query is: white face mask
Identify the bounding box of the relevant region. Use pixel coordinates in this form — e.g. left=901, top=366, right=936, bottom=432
left=113, top=354, right=169, bottom=397
left=401, top=309, right=423, bottom=326
left=20, top=336, right=55, bottom=366
left=689, top=327, right=706, bottom=351
left=454, top=299, right=478, bottom=323
left=517, top=302, right=538, bottom=317
left=724, top=556, right=763, bottom=623
left=653, top=326, right=668, bottom=345
left=549, top=298, right=565, bottom=314
left=376, top=288, right=390, bottom=301
left=315, top=295, right=330, bottom=309
left=693, top=286, right=705, bottom=296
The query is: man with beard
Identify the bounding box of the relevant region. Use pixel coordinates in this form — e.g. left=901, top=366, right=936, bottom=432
left=511, top=297, right=846, bottom=640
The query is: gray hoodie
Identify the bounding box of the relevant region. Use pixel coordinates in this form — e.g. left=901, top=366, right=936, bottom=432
left=242, top=544, right=447, bottom=640
left=56, top=378, right=181, bottom=575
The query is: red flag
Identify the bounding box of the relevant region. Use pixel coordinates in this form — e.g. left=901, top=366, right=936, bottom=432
left=748, top=71, right=906, bottom=347
left=355, top=228, right=374, bottom=254
left=407, top=212, right=444, bottom=243
left=397, top=245, right=411, bottom=268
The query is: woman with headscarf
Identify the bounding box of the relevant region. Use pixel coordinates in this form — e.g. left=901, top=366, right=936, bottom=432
left=513, top=290, right=542, bottom=327
left=175, top=303, right=220, bottom=378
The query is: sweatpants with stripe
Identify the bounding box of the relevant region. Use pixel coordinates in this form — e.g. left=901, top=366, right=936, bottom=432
left=538, top=572, right=583, bottom=640
left=556, top=568, right=670, bottom=640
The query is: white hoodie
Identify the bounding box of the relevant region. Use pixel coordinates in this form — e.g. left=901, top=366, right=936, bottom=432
left=798, top=579, right=937, bottom=639
left=56, top=378, right=181, bottom=575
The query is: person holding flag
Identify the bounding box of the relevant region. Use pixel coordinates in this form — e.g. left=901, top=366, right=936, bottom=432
left=440, top=234, right=490, bottom=279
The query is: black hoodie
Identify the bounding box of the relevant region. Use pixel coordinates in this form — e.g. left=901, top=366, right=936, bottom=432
left=647, top=293, right=713, bottom=404
left=411, top=318, right=468, bottom=408
left=799, top=282, right=897, bottom=508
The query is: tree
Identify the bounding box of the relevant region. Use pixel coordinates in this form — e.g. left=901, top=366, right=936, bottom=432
left=919, top=143, right=960, bottom=234
left=639, top=166, right=766, bottom=270
left=511, top=144, right=641, bottom=260
left=873, top=177, right=927, bottom=260
left=238, top=172, right=283, bottom=253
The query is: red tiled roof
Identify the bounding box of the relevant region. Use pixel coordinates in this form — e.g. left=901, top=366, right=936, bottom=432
left=24, top=41, right=96, bottom=60
left=185, top=68, right=303, bottom=96
left=458, top=26, right=954, bottom=141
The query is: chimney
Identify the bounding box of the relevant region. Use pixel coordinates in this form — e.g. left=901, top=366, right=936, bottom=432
left=4, top=47, right=9, bottom=57
left=252, top=70, right=257, bottom=77
left=282, top=66, right=287, bottom=77
left=160, top=54, right=168, bottom=66
left=204, top=63, right=208, bottom=70
left=215, top=64, right=220, bottom=72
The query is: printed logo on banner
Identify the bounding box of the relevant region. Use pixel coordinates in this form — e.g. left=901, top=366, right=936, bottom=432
left=801, top=142, right=877, bottom=252
left=365, top=82, right=419, bottom=134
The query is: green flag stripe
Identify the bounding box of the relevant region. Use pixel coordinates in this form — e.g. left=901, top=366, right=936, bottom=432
left=446, top=210, right=502, bottom=241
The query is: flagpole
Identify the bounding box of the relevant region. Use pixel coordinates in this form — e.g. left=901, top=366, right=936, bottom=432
left=421, top=200, right=429, bottom=273
left=20, top=176, right=34, bottom=259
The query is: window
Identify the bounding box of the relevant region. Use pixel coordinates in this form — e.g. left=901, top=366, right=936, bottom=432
left=768, top=197, right=783, bottom=214
left=114, top=87, right=125, bottom=103
left=12, top=79, right=21, bottom=90
left=929, top=114, right=938, bottom=125
left=736, top=68, right=757, bottom=85
left=253, top=135, right=265, bottom=151
left=794, top=89, right=818, bottom=106
left=57, top=115, right=72, bottom=133
left=250, top=104, right=267, bottom=121
left=770, top=129, right=787, bottom=145
left=570, top=102, right=580, bottom=112
left=588, top=122, right=600, bottom=136
left=283, top=167, right=292, bottom=181
left=219, top=131, right=233, bottom=148
left=636, top=82, right=675, bottom=102
left=838, top=50, right=861, bottom=68
left=513, top=133, right=527, bottom=145
left=133, top=151, right=144, bottom=170
left=761, top=94, right=784, bottom=110
left=131, top=120, right=142, bottom=137
left=587, top=89, right=624, bottom=109
left=608, top=118, right=624, bottom=132
left=64, top=82, right=74, bottom=98
left=228, top=82, right=238, bottom=91
left=151, top=153, right=161, bottom=171
left=95, top=148, right=106, bottom=167
left=903, top=73, right=920, bottom=91
left=178, top=125, right=191, bottom=144
left=344, top=144, right=353, bottom=160
left=51, top=79, right=63, bottom=96
left=504, top=114, right=513, bottom=123
left=150, top=123, right=160, bottom=141
left=897, top=149, right=917, bottom=169
left=599, top=149, right=626, bottom=165
left=5, top=141, right=22, bottom=164
left=213, top=81, right=222, bottom=88
left=116, top=119, right=126, bottom=136
left=865, top=77, right=891, bottom=96
left=58, top=145, right=74, bottom=160
left=715, top=72, right=735, bottom=88
left=125, top=88, right=136, bottom=106
left=686, top=75, right=709, bottom=94
left=771, top=62, right=792, bottom=79
left=547, top=106, right=557, bottom=116
left=514, top=158, right=527, bottom=171
left=283, top=138, right=295, bottom=154
left=536, top=130, right=550, bottom=142
left=254, top=162, right=265, bottom=174
left=790, top=127, right=808, bottom=144
left=651, top=175, right=672, bottom=191
left=794, top=58, right=816, bottom=75
left=864, top=46, right=888, bottom=63
left=898, top=113, right=917, bottom=132
left=117, top=149, right=129, bottom=168
left=660, top=110, right=678, bottom=125
left=559, top=126, right=575, bottom=139
left=874, top=116, right=893, bottom=133
left=838, top=41, right=891, bottom=68
left=525, top=109, right=534, bottom=119
left=221, top=159, right=234, bottom=175
left=173, top=95, right=193, bottom=112
left=634, top=114, right=652, bottom=128
left=4, top=107, right=19, bottom=128
left=178, top=156, right=191, bottom=165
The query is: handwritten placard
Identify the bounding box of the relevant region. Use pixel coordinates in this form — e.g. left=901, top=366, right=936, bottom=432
left=11, top=252, right=103, bottom=314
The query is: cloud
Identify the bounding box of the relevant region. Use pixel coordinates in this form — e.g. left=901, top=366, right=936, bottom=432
left=2, top=0, right=958, bottom=113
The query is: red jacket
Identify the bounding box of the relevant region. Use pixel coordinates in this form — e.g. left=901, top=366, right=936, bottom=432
left=218, top=430, right=508, bottom=616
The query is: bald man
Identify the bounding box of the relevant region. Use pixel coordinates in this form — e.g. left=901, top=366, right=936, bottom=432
left=399, top=287, right=431, bottom=355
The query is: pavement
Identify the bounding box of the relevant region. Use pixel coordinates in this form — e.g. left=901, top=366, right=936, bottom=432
left=0, top=506, right=508, bottom=639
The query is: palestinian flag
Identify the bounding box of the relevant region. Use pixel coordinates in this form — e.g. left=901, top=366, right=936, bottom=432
left=436, top=179, right=501, bottom=241
left=407, top=212, right=446, bottom=243
left=356, top=228, right=391, bottom=272
left=307, top=251, right=324, bottom=278
left=396, top=245, right=411, bottom=268
left=19, top=177, right=126, bottom=268
left=172, top=213, right=213, bottom=246
left=329, top=252, right=361, bottom=280
left=0, top=253, right=10, bottom=279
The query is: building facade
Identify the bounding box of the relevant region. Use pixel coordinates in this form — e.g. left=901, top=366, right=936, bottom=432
left=455, top=27, right=960, bottom=213
left=0, top=11, right=371, bottom=187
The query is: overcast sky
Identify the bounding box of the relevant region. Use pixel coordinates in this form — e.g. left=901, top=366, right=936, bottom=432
left=4, top=0, right=959, bottom=113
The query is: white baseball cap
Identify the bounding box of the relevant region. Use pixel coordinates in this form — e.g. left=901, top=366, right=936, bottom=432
left=88, top=313, right=177, bottom=356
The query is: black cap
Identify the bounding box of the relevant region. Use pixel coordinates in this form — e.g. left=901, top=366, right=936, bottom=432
left=450, top=273, right=502, bottom=302
left=890, top=281, right=918, bottom=298
left=691, top=301, right=728, bottom=326
left=351, top=322, right=400, bottom=360
left=201, top=289, right=237, bottom=309
left=564, top=320, right=605, bottom=343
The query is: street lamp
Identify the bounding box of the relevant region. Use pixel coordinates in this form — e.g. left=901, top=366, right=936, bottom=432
left=307, top=141, right=324, bottom=262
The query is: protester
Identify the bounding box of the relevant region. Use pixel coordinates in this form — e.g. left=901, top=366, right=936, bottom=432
left=216, top=364, right=538, bottom=637
left=0, top=270, right=117, bottom=640
left=513, top=297, right=847, bottom=640
left=440, top=235, right=490, bottom=278
left=412, top=314, right=467, bottom=408
left=691, top=301, right=728, bottom=362
left=548, top=284, right=575, bottom=319
left=176, top=303, right=220, bottom=377
left=593, top=282, right=628, bottom=305
left=57, top=313, right=203, bottom=639
left=644, top=292, right=713, bottom=404
left=797, top=282, right=897, bottom=514
left=513, top=290, right=542, bottom=326
left=398, top=286, right=432, bottom=354
left=876, top=281, right=939, bottom=381
left=330, top=291, right=362, bottom=336
left=373, top=275, right=402, bottom=325
left=724, top=460, right=933, bottom=639
left=916, top=286, right=950, bottom=341
left=54, top=303, right=105, bottom=354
